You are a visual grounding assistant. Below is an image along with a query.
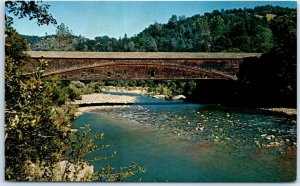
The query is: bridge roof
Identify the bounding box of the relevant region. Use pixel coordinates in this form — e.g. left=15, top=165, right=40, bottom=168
left=27, top=51, right=262, bottom=59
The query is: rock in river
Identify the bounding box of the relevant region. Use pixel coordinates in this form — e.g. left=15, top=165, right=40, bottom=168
left=171, top=95, right=186, bottom=100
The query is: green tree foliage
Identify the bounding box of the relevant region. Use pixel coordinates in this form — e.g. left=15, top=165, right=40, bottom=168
left=270, top=12, right=297, bottom=55
left=193, top=16, right=212, bottom=51
left=5, top=1, right=145, bottom=181
left=253, top=25, right=274, bottom=52
left=55, top=23, right=74, bottom=51
left=138, top=34, right=158, bottom=52
left=24, top=5, right=295, bottom=53
left=5, top=25, right=72, bottom=182
left=5, top=1, right=74, bottom=180
left=237, top=11, right=296, bottom=107
left=5, top=1, right=57, bottom=27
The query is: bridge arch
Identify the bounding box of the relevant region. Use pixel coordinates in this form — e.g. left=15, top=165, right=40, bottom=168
left=44, top=63, right=235, bottom=80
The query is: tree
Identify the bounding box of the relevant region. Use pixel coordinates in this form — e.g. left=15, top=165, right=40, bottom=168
left=237, top=12, right=296, bottom=107
left=253, top=25, right=274, bottom=52
left=125, top=41, right=136, bottom=52
left=210, top=15, right=226, bottom=36
left=213, top=35, right=232, bottom=51
left=75, top=37, right=89, bottom=51
left=193, top=17, right=211, bottom=51
left=138, top=34, right=158, bottom=52
left=270, top=12, right=296, bottom=55
left=55, top=23, right=74, bottom=51
left=167, top=15, right=178, bottom=28
left=5, top=1, right=145, bottom=181
left=5, top=1, right=72, bottom=180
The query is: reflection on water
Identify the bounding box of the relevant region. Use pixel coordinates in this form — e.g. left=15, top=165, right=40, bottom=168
left=72, top=92, right=296, bottom=182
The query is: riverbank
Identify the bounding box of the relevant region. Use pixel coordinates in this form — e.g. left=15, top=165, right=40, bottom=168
left=259, top=108, right=297, bottom=118
left=73, top=90, right=296, bottom=122
left=73, top=93, right=137, bottom=116
left=102, top=86, right=186, bottom=100
left=73, top=93, right=137, bottom=105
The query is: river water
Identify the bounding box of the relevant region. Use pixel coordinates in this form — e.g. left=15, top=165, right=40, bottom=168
left=72, top=92, right=296, bottom=182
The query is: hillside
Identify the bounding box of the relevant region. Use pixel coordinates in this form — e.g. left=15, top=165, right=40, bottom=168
left=23, top=5, right=295, bottom=53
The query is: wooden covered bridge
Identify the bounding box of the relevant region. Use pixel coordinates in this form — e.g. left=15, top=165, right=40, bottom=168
left=26, top=51, right=262, bottom=80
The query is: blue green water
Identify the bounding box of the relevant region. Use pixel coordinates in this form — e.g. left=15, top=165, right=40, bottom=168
left=72, top=92, right=296, bottom=182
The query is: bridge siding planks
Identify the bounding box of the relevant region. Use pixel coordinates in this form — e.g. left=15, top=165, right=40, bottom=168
left=25, top=51, right=261, bottom=80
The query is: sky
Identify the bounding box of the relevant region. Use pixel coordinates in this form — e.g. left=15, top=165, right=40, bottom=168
left=10, top=1, right=297, bottom=39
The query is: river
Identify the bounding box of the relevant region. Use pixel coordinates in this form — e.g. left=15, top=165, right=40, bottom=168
left=72, top=92, right=296, bottom=182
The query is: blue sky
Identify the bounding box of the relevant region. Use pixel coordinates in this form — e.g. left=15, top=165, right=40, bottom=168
left=10, top=1, right=297, bottom=39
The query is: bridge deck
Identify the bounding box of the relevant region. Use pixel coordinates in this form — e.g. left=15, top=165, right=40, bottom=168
left=27, top=51, right=262, bottom=59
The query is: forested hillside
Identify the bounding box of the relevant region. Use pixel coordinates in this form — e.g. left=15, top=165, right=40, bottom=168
left=24, top=5, right=295, bottom=53
left=22, top=5, right=296, bottom=107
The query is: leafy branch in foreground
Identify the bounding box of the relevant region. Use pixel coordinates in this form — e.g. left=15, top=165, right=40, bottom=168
left=5, top=28, right=68, bottom=180
left=62, top=125, right=146, bottom=181
left=5, top=1, right=57, bottom=27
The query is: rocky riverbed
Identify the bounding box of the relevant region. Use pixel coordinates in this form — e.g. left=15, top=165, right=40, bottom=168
left=72, top=91, right=296, bottom=154
left=88, top=103, right=296, bottom=157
